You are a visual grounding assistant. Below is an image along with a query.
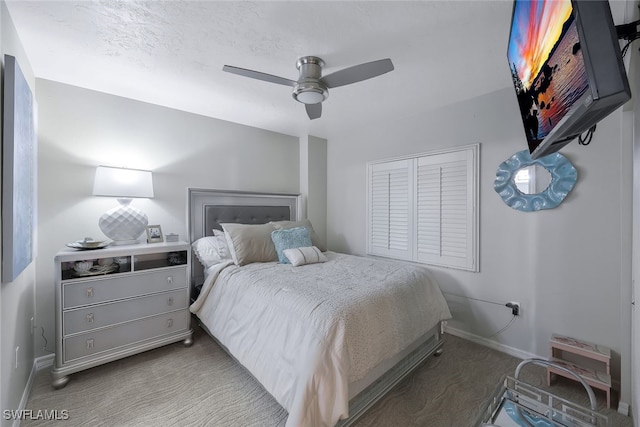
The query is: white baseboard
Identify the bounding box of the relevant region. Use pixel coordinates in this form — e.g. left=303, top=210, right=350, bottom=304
left=13, top=361, right=36, bottom=427
left=35, top=353, right=54, bottom=371
left=445, top=325, right=541, bottom=361
left=11, top=354, right=55, bottom=427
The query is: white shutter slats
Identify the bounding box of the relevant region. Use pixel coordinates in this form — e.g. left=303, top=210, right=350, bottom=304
left=367, top=145, right=477, bottom=272
left=388, top=167, right=409, bottom=252
left=417, top=150, right=474, bottom=269
left=367, top=160, right=413, bottom=257
left=417, top=162, right=441, bottom=261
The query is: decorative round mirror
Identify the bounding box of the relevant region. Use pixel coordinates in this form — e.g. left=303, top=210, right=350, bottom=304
left=494, top=150, right=577, bottom=212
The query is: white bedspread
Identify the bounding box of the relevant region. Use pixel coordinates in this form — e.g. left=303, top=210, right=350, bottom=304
left=190, top=252, right=451, bottom=427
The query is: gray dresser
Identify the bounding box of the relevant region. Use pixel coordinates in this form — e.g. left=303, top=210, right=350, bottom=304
left=52, top=241, right=193, bottom=388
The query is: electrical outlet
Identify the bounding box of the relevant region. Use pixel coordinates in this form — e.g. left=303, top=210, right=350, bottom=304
left=506, top=302, right=520, bottom=316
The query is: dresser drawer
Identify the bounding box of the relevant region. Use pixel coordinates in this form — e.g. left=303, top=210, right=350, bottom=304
left=63, top=309, right=189, bottom=362
left=63, top=289, right=187, bottom=335
left=63, top=267, right=187, bottom=309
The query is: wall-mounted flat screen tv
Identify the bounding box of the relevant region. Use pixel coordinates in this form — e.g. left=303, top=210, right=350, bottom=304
left=507, top=0, right=631, bottom=159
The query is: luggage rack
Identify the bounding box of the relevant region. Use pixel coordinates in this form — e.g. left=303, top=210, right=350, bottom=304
left=475, top=359, right=608, bottom=427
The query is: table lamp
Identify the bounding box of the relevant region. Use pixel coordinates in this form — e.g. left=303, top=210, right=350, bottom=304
left=92, top=166, right=154, bottom=245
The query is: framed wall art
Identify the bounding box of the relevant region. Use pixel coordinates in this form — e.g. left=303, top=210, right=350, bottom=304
left=2, top=55, right=37, bottom=282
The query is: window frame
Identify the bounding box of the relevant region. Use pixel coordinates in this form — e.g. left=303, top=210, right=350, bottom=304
left=366, top=144, right=479, bottom=272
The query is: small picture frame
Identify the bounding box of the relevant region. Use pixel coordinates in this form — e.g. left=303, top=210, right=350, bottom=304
left=146, top=225, right=163, bottom=243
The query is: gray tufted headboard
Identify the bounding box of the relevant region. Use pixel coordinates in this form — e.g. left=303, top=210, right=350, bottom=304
left=188, top=188, right=303, bottom=287
left=205, top=205, right=291, bottom=234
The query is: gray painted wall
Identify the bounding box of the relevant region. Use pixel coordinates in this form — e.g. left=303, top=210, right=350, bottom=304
left=0, top=2, right=37, bottom=424
left=34, top=79, right=301, bottom=364
left=300, top=135, right=328, bottom=248
left=325, top=85, right=633, bottom=402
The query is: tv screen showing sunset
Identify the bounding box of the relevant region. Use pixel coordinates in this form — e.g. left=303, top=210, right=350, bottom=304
left=507, top=0, right=590, bottom=154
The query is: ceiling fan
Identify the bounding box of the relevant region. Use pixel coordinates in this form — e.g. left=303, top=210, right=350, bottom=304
left=222, top=56, right=394, bottom=120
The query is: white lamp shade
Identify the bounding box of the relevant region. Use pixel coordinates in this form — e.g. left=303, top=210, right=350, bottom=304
left=93, top=166, right=154, bottom=198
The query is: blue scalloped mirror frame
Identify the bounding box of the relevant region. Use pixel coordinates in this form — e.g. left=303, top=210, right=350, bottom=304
left=494, top=150, right=577, bottom=212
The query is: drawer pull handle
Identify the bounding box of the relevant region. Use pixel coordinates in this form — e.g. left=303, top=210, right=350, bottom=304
left=86, top=313, right=94, bottom=323
left=167, top=318, right=174, bottom=328
left=167, top=297, right=174, bottom=306
left=86, top=288, right=94, bottom=298
left=167, top=276, right=173, bottom=284
left=86, top=338, right=94, bottom=350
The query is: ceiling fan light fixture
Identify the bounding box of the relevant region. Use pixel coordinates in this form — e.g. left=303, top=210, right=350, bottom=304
left=223, top=55, right=394, bottom=119
left=292, top=83, right=328, bottom=105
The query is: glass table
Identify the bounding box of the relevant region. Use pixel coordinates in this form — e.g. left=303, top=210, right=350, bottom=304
left=475, top=359, right=608, bottom=427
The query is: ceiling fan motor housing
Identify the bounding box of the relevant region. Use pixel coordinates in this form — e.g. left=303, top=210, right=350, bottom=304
left=292, top=56, right=328, bottom=105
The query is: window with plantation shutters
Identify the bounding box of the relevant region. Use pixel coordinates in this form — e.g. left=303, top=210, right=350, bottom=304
left=367, top=144, right=478, bottom=272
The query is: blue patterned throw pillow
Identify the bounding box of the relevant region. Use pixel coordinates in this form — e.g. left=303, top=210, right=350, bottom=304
left=271, top=226, right=312, bottom=264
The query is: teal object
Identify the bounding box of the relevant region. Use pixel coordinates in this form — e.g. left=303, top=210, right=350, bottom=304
left=271, top=226, right=312, bottom=264
left=494, top=150, right=577, bottom=212
left=504, top=400, right=555, bottom=427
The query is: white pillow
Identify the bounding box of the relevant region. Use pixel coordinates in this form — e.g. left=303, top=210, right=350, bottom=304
left=211, top=229, right=230, bottom=259
left=283, top=246, right=328, bottom=267
left=192, top=236, right=226, bottom=268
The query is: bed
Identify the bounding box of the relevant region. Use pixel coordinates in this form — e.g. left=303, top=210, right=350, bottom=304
left=187, top=188, right=452, bottom=427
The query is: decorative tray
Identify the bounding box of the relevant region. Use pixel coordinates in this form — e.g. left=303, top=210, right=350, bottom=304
left=66, top=240, right=111, bottom=250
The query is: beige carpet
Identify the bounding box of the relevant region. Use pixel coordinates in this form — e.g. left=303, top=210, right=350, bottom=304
left=23, top=324, right=632, bottom=426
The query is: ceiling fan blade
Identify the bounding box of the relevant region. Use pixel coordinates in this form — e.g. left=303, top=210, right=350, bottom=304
left=322, top=58, right=394, bottom=88
left=222, top=65, right=296, bottom=87
left=306, top=103, right=322, bottom=120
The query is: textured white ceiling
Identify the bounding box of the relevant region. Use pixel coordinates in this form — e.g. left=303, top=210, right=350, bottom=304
left=6, top=1, right=515, bottom=138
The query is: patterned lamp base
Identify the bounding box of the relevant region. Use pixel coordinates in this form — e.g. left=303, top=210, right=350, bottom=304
left=98, top=199, right=148, bottom=245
